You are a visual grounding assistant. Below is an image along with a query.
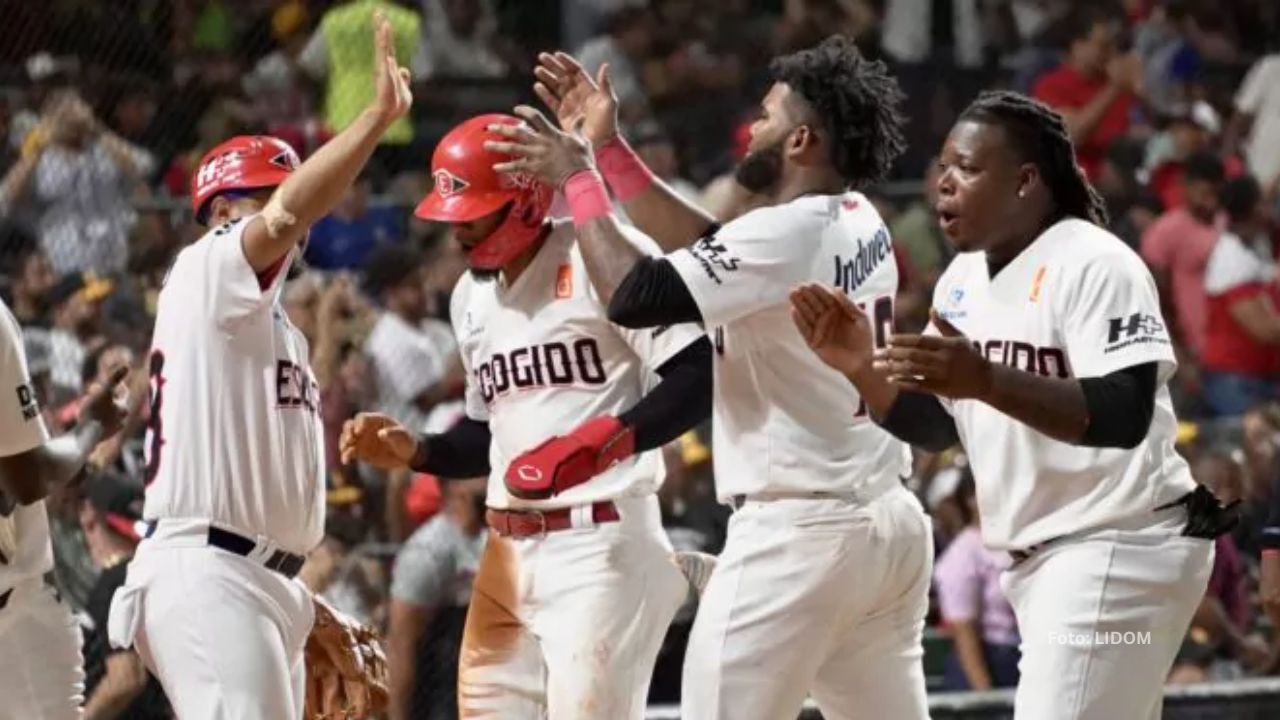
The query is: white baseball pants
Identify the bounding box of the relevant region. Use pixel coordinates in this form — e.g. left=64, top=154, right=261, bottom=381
left=457, top=495, right=688, bottom=720
left=681, top=481, right=934, bottom=720
left=109, top=523, right=314, bottom=720
left=1003, top=510, right=1214, bottom=720
left=0, top=578, right=84, bottom=720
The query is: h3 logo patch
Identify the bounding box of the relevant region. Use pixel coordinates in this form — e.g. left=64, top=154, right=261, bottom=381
left=1107, top=313, right=1164, bottom=344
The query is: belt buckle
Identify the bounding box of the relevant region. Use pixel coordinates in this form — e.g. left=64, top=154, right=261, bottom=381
left=527, top=509, right=548, bottom=539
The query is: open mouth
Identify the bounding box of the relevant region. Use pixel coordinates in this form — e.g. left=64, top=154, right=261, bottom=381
left=936, top=208, right=959, bottom=233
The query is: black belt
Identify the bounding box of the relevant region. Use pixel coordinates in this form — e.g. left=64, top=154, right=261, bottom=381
left=144, top=522, right=306, bottom=579
left=0, top=588, right=10, bottom=611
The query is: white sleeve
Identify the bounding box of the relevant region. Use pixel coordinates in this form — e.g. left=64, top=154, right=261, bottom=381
left=1204, top=236, right=1263, bottom=295
left=367, top=317, right=454, bottom=410
left=191, top=216, right=292, bottom=331
left=1060, top=251, right=1176, bottom=380
left=449, top=282, right=489, bottom=423
left=1234, top=57, right=1274, bottom=114
left=666, top=207, right=816, bottom=327
left=0, top=307, right=49, bottom=457
left=608, top=225, right=706, bottom=369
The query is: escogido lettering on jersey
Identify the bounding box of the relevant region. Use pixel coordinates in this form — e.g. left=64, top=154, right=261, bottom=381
left=475, top=338, right=607, bottom=403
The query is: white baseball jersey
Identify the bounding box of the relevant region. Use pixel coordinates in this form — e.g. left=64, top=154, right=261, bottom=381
left=666, top=192, right=911, bottom=500
left=143, top=215, right=325, bottom=555
left=931, top=218, right=1195, bottom=550
left=0, top=298, right=53, bottom=594
left=451, top=219, right=703, bottom=510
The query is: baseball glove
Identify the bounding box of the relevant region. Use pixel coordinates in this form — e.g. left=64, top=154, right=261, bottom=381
left=303, top=595, right=389, bottom=720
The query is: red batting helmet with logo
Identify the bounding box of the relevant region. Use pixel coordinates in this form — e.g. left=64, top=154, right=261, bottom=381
left=414, top=114, right=553, bottom=270
left=190, top=135, right=300, bottom=225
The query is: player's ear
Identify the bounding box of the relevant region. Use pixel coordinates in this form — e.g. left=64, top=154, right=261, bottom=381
left=787, top=124, right=819, bottom=161
left=1016, top=163, right=1041, bottom=200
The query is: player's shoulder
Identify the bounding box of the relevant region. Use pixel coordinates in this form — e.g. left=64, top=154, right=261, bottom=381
left=720, top=193, right=837, bottom=239
left=1044, top=217, right=1144, bottom=272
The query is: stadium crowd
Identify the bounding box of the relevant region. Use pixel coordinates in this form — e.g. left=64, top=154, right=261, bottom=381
left=0, top=0, right=1278, bottom=717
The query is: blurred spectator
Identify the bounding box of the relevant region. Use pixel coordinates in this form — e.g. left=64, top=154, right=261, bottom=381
left=387, top=477, right=486, bottom=720
left=300, top=512, right=385, bottom=626
left=576, top=5, right=657, bottom=127
left=1, top=225, right=55, bottom=330
left=1141, top=151, right=1224, bottom=357
left=1032, top=7, right=1141, bottom=181
left=1171, top=450, right=1270, bottom=682
left=420, top=0, right=511, bottom=79
left=930, top=466, right=1020, bottom=691
left=1096, top=137, right=1159, bottom=248
left=160, top=98, right=248, bottom=199
left=299, top=0, right=426, bottom=172
left=1133, top=0, right=1202, bottom=117
left=1200, top=175, right=1280, bottom=416
left=1227, top=46, right=1280, bottom=191
left=632, top=124, right=698, bottom=201
left=890, top=157, right=951, bottom=289
left=1145, top=101, right=1229, bottom=211
left=362, top=245, right=460, bottom=433
left=0, top=88, right=153, bottom=275
left=242, top=1, right=324, bottom=148
left=46, top=271, right=113, bottom=403
left=79, top=470, right=172, bottom=719
left=305, top=175, right=404, bottom=271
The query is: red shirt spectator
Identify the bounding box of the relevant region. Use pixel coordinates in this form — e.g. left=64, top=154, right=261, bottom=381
left=1140, top=153, right=1226, bottom=355
left=1032, top=10, right=1139, bottom=180
left=1202, top=229, right=1280, bottom=377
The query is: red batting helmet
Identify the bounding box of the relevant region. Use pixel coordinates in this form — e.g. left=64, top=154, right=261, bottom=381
left=415, top=114, right=553, bottom=270
left=190, top=135, right=300, bottom=224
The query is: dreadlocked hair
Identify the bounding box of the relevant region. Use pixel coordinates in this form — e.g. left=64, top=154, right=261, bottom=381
left=959, top=91, right=1109, bottom=227
left=769, top=35, right=906, bottom=189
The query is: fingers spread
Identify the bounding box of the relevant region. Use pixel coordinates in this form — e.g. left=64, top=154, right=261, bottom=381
left=512, top=105, right=556, bottom=134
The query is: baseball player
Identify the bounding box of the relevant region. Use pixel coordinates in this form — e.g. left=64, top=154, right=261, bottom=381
left=791, top=90, right=1229, bottom=719
left=0, top=295, right=127, bottom=720
left=339, top=112, right=712, bottom=719
left=105, top=15, right=408, bottom=720
left=495, top=38, right=933, bottom=719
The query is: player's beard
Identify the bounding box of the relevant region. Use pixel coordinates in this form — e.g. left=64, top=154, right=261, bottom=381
left=734, top=138, right=785, bottom=195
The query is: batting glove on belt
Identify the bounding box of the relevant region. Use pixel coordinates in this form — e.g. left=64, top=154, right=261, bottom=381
left=504, top=415, right=635, bottom=499
left=303, top=595, right=389, bottom=720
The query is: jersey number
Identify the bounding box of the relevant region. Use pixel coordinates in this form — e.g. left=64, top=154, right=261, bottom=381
left=854, top=296, right=894, bottom=418
left=143, top=350, right=166, bottom=485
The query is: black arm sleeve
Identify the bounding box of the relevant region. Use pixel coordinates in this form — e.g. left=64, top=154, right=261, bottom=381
left=607, top=258, right=703, bottom=329
left=413, top=417, right=492, bottom=478
left=878, top=391, right=961, bottom=452
left=1078, top=362, right=1157, bottom=449
left=618, top=336, right=713, bottom=452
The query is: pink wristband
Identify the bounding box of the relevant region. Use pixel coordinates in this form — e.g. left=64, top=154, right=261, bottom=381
left=594, top=135, right=655, bottom=202
left=563, top=169, right=612, bottom=227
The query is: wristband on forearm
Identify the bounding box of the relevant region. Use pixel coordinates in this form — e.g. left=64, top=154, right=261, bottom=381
left=594, top=135, right=655, bottom=202
left=563, top=169, right=612, bottom=228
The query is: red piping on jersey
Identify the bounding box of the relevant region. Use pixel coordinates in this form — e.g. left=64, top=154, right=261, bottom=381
left=257, top=253, right=289, bottom=290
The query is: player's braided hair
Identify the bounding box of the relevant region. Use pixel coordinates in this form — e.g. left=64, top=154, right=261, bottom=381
left=769, top=35, right=906, bottom=189
left=959, top=90, right=1110, bottom=227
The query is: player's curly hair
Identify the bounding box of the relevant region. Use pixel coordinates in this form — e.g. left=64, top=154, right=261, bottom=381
left=959, top=91, right=1110, bottom=227
left=769, top=35, right=906, bottom=189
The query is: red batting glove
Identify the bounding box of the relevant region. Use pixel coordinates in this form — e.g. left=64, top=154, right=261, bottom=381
left=504, top=416, right=636, bottom=500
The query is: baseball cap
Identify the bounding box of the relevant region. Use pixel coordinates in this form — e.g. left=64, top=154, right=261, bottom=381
left=48, top=271, right=114, bottom=308
left=1165, top=101, right=1221, bottom=136
left=85, top=471, right=147, bottom=542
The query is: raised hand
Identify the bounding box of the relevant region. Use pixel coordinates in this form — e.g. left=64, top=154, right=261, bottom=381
left=873, top=309, right=994, bottom=399
left=340, top=413, right=418, bottom=470
left=484, top=105, right=595, bottom=187
left=533, top=52, right=619, bottom=146
left=371, top=10, right=413, bottom=123
left=789, top=283, right=876, bottom=377
left=78, top=364, right=130, bottom=439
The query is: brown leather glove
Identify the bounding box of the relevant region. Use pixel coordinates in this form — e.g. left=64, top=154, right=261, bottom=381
left=303, top=595, right=389, bottom=720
